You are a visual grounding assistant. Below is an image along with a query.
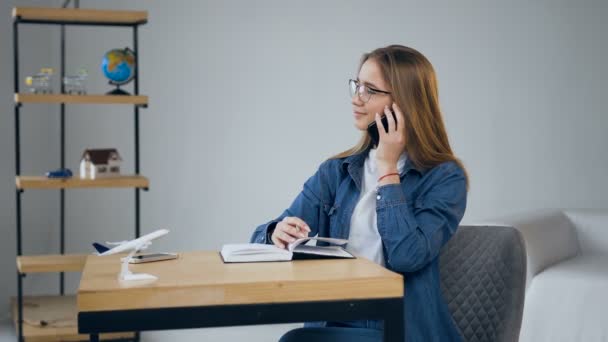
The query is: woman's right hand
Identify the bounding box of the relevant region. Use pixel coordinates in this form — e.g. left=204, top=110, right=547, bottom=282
left=271, top=216, right=311, bottom=249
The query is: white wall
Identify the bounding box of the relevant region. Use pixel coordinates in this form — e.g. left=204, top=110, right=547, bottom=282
left=2, top=0, right=607, bottom=340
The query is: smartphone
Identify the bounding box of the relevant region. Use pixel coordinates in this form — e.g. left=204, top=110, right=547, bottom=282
left=129, top=252, right=178, bottom=264
left=367, top=110, right=397, bottom=147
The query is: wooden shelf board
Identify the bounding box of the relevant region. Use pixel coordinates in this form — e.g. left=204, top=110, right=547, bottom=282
left=15, top=93, right=148, bottom=105
left=16, top=175, right=149, bottom=190
left=11, top=295, right=134, bottom=341
left=13, top=7, right=147, bottom=25
left=17, top=255, right=87, bottom=274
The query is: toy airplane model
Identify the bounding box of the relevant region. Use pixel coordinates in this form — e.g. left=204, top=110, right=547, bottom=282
left=92, top=229, right=169, bottom=281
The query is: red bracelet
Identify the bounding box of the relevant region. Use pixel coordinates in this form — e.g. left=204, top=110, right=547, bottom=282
left=378, top=172, right=400, bottom=182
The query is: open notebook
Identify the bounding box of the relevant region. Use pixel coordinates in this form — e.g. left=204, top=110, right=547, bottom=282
left=220, top=237, right=355, bottom=263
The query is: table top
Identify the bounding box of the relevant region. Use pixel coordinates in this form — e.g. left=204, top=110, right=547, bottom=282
left=77, top=251, right=403, bottom=312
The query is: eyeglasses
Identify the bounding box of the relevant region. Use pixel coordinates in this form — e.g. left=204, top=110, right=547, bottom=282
left=349, top=79, right=391, bottom=103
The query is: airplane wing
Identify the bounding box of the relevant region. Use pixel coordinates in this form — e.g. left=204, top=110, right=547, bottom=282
left=97, top=229, right=170, bottom=256
left=105, top=240, right=129, bottom=246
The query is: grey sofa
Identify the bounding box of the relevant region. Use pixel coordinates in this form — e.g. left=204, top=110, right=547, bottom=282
left=487, top=209, right=608, bottom=342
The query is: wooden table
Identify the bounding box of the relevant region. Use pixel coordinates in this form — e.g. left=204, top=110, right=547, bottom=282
left=77, top=251, right=405, bottom=341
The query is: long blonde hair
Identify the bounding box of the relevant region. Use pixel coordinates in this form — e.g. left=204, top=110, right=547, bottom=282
left=330, top=45, right=469, bottom=187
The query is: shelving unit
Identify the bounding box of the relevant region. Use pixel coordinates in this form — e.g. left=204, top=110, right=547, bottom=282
left=12, top=3, right=148, bottom=342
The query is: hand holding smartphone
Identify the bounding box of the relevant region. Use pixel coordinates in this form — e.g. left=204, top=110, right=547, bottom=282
left=367, top=110, right=397, bottom=147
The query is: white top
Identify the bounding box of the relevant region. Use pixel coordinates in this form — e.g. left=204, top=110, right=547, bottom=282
left=346, top=148, right=408, bottom=266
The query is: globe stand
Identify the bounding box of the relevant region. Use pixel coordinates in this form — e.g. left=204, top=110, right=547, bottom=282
left=107, top=84, right=131, bottom=96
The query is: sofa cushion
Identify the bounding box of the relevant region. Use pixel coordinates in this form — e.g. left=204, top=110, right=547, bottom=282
left=519, top=254, right=608, bottom=342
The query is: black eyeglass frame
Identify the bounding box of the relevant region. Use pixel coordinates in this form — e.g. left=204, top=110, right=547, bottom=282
left=349, top=79, right=391, bottom=103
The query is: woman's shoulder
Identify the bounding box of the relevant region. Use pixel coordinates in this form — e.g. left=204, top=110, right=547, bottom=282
left=321, top=147, right=370, bottom=172
left=316, top=158, right=345, bottom=181
left=318, top=154, right=355, bottom=177
left=423, top=159, right=467, bottom=188
left=430, top=159, right=465, bottom=175
left=320, top=156, right=347, bottom=168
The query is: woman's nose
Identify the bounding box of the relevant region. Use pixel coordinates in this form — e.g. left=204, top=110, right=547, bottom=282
left=351, top=93, right=363, bottom=106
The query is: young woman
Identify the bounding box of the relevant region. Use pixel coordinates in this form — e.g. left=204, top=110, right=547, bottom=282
left=251, top=45, right=469, bottom=342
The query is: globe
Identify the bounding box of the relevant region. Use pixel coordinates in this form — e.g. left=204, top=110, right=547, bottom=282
left=101, top=47, right=136, bottom=95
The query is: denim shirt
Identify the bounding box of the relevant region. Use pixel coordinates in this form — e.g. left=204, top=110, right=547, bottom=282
left=250, top=145, right=467, bottom=342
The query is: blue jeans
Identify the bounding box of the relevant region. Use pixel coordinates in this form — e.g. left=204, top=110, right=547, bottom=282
left=279, top=327, right=382, bottom=342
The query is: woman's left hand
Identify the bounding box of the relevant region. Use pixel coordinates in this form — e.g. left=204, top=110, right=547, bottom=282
left=375, top=102, right=406, bottom=172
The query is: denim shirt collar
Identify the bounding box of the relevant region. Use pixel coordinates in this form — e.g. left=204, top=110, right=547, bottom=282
left=340, top=145, right=422, bottom=191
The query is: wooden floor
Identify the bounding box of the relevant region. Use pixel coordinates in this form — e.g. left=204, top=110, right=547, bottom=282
left=0, top=317, right=299, bottom=342
left=10, top=295, right=134, bottom=341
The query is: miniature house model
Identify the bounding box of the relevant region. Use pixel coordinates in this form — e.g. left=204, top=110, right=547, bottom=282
left=80, top=148, right=122, bottom=179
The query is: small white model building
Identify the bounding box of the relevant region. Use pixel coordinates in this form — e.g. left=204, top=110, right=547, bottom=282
left=80, top=148, right=122, bottom=179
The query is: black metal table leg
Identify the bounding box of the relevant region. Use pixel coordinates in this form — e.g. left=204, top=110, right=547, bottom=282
left=89, top=333, right=99, bottom=342
left=384, top=298, right=405, bottom=342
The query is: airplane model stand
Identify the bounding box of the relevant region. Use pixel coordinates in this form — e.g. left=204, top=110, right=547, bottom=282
left=119, top=248, right=157, bottom=282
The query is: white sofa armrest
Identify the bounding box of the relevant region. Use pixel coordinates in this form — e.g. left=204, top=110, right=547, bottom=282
left=563, top=209, right=608, bottom=255
left=479, top=209, right=580, bottom=289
